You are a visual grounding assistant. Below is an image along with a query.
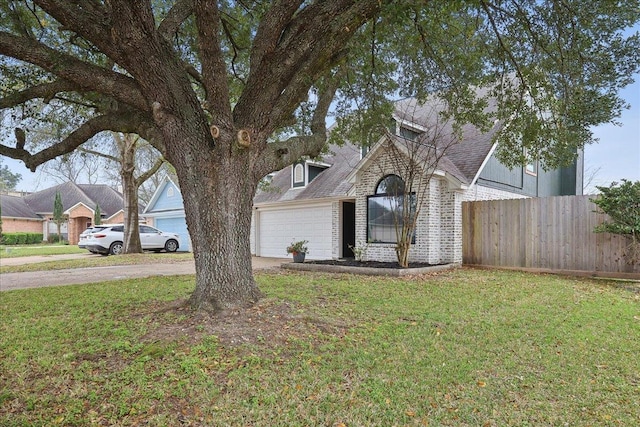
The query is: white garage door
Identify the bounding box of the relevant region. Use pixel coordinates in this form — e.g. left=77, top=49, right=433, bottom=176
left=258, top=205, right=332, bottom=259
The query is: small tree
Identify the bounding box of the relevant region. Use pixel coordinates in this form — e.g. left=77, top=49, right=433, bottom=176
left=94, top=204, right=102, bottom=226
left=368, top=100, right=464, bottom=267
left=592, top=179, right=640, bottom=264
left=53, top=191, right=65, bottom=243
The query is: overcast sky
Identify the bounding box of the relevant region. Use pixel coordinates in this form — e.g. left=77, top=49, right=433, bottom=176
left=2, top=74, right=639, bottom=196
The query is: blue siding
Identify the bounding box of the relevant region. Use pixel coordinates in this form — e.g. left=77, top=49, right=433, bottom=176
left=155, top=217, right=191, bottom=252
left=149, top=181, right=184, bottom=211
left=477, top=153, right=581, bottom=197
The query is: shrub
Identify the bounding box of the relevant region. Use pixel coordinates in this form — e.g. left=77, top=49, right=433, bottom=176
left=1, top=233, right=44, bottom=245
left=592, top=179, right=640, bottom=264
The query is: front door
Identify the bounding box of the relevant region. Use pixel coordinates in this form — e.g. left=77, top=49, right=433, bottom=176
left=342, top=201, right=356, bottom=258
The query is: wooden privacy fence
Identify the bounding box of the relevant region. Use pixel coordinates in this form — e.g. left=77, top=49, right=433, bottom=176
left=462, top=195, right=639, bottom=277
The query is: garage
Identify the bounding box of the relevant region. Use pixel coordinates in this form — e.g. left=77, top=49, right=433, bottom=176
left=155, top=217, right=192, bottom=252
left=255, top=204, right=333, bottom=259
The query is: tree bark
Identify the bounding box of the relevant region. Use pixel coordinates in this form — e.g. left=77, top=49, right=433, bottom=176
left=121, top=135, right=142, bottom=253
left=169, top=132, right=263, bottom=312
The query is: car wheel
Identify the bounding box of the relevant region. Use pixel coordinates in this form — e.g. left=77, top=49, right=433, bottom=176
left=109, top=241, right=124, bottom=255
left=164, top=239, right=179, bottom=253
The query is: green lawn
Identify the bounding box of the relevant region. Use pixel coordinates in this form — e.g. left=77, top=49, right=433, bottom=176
left=1, top=269, right=638, bottom=426
left=0, top=252, right=194, bottom=273
left=0, top=244, right=86, bottom=258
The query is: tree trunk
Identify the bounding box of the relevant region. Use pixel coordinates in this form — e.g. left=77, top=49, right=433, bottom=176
left=167, top=131, right=263, bottom=312
left=121, top=135, right=142, bottom=253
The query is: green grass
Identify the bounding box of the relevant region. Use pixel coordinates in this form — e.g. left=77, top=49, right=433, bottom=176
left=0, top=244, right=86, bottom=258
left=1, top=269, right=639, bottom=426
left=0, top=252, right=194, bottom=273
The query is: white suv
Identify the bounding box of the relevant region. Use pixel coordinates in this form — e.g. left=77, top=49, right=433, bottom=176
left=83, top=224, right=180, bottom=255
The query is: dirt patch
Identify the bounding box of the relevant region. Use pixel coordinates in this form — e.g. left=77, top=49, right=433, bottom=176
left=306, top=259, right=447, bottom=269
left=140, top=297, right=351, bottom=350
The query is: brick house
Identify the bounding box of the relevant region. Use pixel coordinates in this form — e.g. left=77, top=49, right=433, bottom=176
left=1, top=182, right=126, bottom=244
left=249, top=97, right=582, bottom=263
left=145, top=97, right=583, bottom=263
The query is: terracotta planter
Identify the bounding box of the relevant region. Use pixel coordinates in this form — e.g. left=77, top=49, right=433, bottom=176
left=292, top=252, right=306, bottom=263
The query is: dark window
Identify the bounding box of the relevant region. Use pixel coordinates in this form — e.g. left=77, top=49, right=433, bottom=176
left=139, top=225, right=157, bottom=233
left=399, top=126, right=421, bottom=140
left=308, top=165, right=326, bottom=183
left=111, top=226, right=124, bottom=232
left=367, top=175, right=416, bottom=243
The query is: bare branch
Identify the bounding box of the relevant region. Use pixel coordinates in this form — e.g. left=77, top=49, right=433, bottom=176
left=135, top=156, right=165, bottom=187
left=0, top=80, right=83, bottom=109
left=0, top=111, right=153, bottom=171
left=78, top=147, right=119, bottom=163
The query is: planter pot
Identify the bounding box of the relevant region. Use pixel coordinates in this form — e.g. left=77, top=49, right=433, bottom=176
left=292, top=252, right=306, bottom=263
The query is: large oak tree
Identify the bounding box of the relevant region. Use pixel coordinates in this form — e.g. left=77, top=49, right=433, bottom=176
left=1, top=1, right=639, bottom=311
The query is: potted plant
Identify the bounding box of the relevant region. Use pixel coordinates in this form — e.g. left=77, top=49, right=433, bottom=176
left=286, top=239, right=309, bottom=263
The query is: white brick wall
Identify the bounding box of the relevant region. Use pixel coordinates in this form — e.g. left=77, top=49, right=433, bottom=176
left=331, top=201, right=340, bottom=259
left=354, top=147, right=529, bottom=264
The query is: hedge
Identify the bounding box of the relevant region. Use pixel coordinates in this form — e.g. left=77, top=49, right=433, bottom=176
left=0, top=232, right=45, bottom=245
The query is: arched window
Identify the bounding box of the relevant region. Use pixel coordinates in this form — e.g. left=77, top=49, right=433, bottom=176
left=293, top=163, right=304, bottom=184
left=376, top=174, right=405, bottom=195
left=367, top=174, right=415, bottom=243
left=167, top=186, right=175, bottom=197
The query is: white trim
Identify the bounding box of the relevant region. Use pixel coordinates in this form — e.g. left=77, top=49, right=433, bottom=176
left=293, top=163, right=304, bottom=183
left=305, top=159, right=332, bottom=168
left=63, top=201, right=94, bottom=216
left=254, top=196, right=353, bottom=211
left=104, top=209, right=124, bottom=222
left=143, top=210, right=186, bottom=219
left=391, top=113, right=430, bottom=133
left=470, top=141, right=499, bottom=186
left=144, top=175, right=181, bottom=214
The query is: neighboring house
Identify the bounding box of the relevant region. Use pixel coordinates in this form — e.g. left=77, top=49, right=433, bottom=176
left=144, top=97, right=583, bottom=263
left=0, top=182, right=126, bottom=244
left=143, top=178, right=192, bottom=252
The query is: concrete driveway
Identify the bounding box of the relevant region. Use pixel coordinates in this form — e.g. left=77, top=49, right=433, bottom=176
left=0, top=255, right=289, bottom=292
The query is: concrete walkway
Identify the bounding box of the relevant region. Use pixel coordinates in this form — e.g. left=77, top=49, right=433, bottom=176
left=0, top=256, right=289, bottom=292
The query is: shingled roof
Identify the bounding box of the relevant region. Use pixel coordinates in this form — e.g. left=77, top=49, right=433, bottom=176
left=253, top=143, right=361, bottom=205
left=0, top=195, right=41, bottom=219
left=394, top=96, right=500, bottom=185
left=1, top=182, right=125, bottom=219
left=254, top=96, right=499, bottom=205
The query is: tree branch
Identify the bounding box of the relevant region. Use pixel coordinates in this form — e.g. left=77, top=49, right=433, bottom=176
left=193, top=0, right=232, bottom=125
left=78, top=147, right=119, bottom=163
left=135, top=156, right=165, bottom=187
left=0, top=32, right=149, bottom=112
left=235, top=0, right=381, bottom=133
left=257, top=73, right=340, bottom=176
left=0, top=111, right=154, bottom=171
left=33, top=0, right=114, bottom=56
left=249, top=0, right=303, bottom=70
left=0, top=80, right=81, bottom=108
left=158, top=0, right=194, bottom=39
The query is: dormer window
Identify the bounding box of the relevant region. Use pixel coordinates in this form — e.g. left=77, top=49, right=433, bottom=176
left=399, top=126, right=421, bottom=140
left=291, top=160, right=330, bottom=188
